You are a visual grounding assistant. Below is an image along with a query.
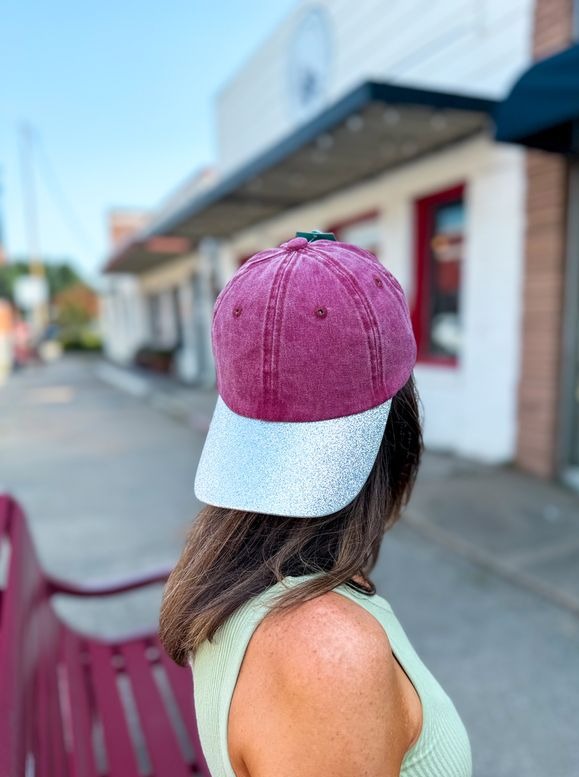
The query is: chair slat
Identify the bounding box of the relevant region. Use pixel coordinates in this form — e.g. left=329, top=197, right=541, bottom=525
left=0, top=497, right=9, bottom=539
left=42, top=612, right=68, bottom=777
left=120, top=640, right=191, bottom=777
left=35, top=658, right=52, bottom=777
left=87, top=641, right=142, bottom=777
left=62, top=631, right=99, bottom=777
left=37, top=633, right=68, bottom=777
left=48, top=654, right=69, bottom=777
left=158, top=648, right=210, bottom=775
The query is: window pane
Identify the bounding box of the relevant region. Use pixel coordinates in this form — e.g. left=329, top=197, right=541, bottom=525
left=427, top=199, right=464, bottom=359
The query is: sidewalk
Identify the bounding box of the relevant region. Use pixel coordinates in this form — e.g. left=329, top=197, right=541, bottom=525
left=407, top=455, right=579, bottom=616
left=97, top=359, right=579, bottom=619
left=96, top=360, right=217, bottom=433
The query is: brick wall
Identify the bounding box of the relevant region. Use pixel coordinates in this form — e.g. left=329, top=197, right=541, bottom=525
left=108, top=210, right=150, bottom=249
left=516, top=0, right=573, bottom=476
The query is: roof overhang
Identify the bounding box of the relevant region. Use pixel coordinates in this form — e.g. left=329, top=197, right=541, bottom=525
left=495, top=44, right=579, bottom=153
left=105, top=80, right=496, bottom=275
left=106, top=235, right=192, bottom=274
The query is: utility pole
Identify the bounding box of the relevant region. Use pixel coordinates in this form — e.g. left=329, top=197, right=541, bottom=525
left=18, top=122, right=48, bottom=334
left=0, top=167, right=12, bottom=382
left=0, top=167, right=6, bottom=265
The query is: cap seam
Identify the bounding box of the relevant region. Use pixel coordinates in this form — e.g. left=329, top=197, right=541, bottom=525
left=212, top=281, right=235, bottom=325
left=271, top=252, right=301, bottom=408
left=212, top=249, right=283, bottom=325
left=310, top=245, right=384, bottom=401
left=262, top=251, right=296, bottom=409
left=234, top=248, right=281, bottom=279
left=334, top=242, right=382, bottom=271
left=340, top=244, right=405, bottom=298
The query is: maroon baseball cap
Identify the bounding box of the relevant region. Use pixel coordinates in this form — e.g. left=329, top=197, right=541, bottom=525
left=194, top=231, right=416, bottom=517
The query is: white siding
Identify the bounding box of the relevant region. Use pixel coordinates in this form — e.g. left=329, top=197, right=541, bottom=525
left=217, top=0, right=533, bottom=172
left=101, top=276, right=149, bottom=365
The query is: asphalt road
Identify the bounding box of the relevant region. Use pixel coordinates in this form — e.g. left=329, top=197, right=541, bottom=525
left=1, top=356, right=577, bottom=777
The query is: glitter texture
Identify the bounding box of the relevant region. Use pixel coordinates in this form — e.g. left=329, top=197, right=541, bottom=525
left=194, top=395, right=392, bottom=518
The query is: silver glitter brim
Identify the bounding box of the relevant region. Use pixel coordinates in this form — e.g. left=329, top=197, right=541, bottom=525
left=194, top=395, right=392, bottom=518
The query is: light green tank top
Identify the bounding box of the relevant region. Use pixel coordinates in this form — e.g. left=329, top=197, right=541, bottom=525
left=190, top=573, right=472, bottom=777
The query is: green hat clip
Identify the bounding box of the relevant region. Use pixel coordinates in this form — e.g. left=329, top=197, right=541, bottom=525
left=295, top=229, right=337, bottom=243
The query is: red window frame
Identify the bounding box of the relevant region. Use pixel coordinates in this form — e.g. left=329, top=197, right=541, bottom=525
left=412, top=183, right=466, bottom=367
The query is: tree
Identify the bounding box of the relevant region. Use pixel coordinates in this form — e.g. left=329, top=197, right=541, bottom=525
left=0, top=258, right=83, bottom=307
left=54, top=282, right=99, bottom=328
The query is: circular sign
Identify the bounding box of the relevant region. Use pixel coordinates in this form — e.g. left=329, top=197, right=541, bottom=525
left=287, top=6, right=333, bottom=120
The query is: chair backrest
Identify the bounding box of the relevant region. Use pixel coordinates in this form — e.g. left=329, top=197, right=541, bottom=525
left=0, top=495, right=67, bottom=777
left=0, top=496, right=211, bottom=777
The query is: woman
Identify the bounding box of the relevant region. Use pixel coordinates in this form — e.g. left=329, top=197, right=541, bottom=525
left=160, top=232, right=472, bottom=777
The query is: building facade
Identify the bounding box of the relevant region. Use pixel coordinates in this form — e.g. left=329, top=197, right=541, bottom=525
left=102, top=0, right=579, bottom=481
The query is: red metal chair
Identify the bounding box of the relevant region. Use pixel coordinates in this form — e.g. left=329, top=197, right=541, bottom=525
left=0, top=494, right=210, bottom=777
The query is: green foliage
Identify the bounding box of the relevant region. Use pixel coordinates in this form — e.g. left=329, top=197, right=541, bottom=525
left=45, top=263, right=82, bottom=298
left=60, top=329, right=102, bottom=352
left=54, top=282, right=98, bottom=331
left=0, top=259, right=83, bottom=305
left=57, top=303, right=92, bottom=329
left=0, top=262, right=28, bottom=302
left=0, top=260, right=99, bottom=351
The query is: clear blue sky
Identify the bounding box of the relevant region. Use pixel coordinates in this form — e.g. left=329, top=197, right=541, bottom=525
left=0, top=0, right=297, bottom=279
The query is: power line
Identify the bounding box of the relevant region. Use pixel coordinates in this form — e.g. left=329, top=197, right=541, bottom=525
left=27, top=124, right=97, bottom=261
left=18, top=122, right=42, bottom=270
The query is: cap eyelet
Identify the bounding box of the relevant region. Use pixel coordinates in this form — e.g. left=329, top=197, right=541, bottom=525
left=373, top=276, right=384, bottom=288
left=233, top=305, right=242, bottom=317
left=315, top=306, right=327, bottom=318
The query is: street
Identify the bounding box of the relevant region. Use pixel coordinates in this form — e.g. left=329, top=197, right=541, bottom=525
left=1, top=357, right=578, bottom=777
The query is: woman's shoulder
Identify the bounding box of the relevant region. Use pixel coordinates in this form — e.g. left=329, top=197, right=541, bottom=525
left=257, top=590, right=396, bottom=710
left=229, top=590, right=409, bottom=776
left=258, top=588, right=393, bottom=674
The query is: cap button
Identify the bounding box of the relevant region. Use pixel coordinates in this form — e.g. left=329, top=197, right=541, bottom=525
left=281, top=236, right=309, bottom=251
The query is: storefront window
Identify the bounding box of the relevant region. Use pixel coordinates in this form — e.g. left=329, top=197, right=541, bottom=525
left=413, top=185, right=465, bottom=364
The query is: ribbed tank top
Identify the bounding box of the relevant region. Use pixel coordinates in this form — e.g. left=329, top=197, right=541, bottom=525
left=190, top=574, right=472, bottom=777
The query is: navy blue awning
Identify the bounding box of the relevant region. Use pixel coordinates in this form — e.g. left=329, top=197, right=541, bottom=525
left=495, top=44, right=579, bottom=154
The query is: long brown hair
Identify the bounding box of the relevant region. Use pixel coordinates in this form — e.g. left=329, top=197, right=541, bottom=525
left=160, top=375, right=423, bottom=666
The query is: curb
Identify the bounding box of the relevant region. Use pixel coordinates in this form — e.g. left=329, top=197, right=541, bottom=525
left=404, top=511, right=579, bottom=617
left=95, top=361, right=212, bottom=433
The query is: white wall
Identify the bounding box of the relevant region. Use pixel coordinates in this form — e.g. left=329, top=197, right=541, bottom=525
left=136, top=251, right=216, bottom=385
left=217, top=0, right=533, bottom=172
left=102, top=256, right=199, bottom=371
left=222, top=136, right=526, bottom=463
left=101, top=275, right=150, bottom=365
left=138, top=253, right=198, bottom=295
